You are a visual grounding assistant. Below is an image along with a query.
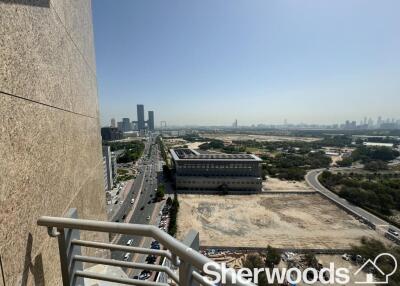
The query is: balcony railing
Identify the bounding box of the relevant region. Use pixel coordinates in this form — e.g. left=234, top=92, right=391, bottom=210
left=38, top=208, right=254, bottom=286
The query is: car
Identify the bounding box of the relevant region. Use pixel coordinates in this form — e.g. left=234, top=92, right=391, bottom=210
left=139, top=271, right=151, bottom=280
left=146, top=216, right=151, bottom=220
left=140, top=206, right=145, bottom=211
left=123, top=253, right=131, bottom=261
left=114, top=200, right=119, bottom=205
left=131, top=199, right=135, bottom=204
left=388, top=228, right=399, bottom=236
left=151, top=244, right=160, bottom=250
left=119, top=201, right=123, bottom=205
left=342, top=254, right=350, bottom=261
left=122, top=214, right=126, bottom=220
left=126, top=239, right=134, bottom=246
left=146, top=255, right=156, bottom=263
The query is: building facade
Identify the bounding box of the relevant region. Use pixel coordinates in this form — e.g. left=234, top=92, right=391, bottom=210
left=101, top=127, right=123, bottom=141
left=148, top=110, right=155, bottom=131
left=0, top=1, right=108, bottom=284
left=137, top=104, right=145, bottom=131
left=122, top=117, right=131, bottom=132
left=170, top=149, right=263, bottom=192
left=110, top=118, right=116, bottom=128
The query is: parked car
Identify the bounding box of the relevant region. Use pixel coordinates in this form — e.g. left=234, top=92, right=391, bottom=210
left=388, top=228, right=399, bottom=236
left=126, top=239, right=134, bottom=246
left=123, top=253, right=131, bottom=261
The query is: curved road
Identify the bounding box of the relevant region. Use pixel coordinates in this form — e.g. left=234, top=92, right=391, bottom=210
left=306, top=168, right=400, bottom=239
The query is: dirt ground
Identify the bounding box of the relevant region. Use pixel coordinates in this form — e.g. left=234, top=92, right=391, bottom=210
left=177, top=194, right=382, bottom=249
left=263, top=178, right=314, bottom=192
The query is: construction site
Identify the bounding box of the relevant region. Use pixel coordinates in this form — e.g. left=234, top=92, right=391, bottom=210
left=176, top=193, right=382, bottom=249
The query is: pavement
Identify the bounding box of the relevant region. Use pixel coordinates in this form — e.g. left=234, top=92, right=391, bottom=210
left=305, top=167, right=400, bottom=241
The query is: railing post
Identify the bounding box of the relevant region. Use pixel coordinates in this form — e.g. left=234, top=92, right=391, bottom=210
left=55, top=208, right=84, bottom=286
left=180, top=229, right=200, bottom=286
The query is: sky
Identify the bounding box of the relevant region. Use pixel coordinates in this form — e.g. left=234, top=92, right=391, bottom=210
left=92, top=0, right=400, bottom=127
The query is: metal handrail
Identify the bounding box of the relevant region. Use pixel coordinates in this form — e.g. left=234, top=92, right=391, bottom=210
left=73, top=255, right=180, bottom=284
left=71, top=239, right=172, bottom=259
left=38, top=216, right=255, bottom=286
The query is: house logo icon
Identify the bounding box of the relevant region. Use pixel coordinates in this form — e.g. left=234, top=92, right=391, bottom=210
left=354, top=253, right=397, bottom=284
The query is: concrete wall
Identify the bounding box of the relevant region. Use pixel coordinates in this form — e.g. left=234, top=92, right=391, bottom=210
left=0, top=0, right=107, bottom=285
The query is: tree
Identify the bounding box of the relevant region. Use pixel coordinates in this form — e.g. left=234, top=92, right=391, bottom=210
left=242, top=254, right=268, bottom=286
left=304, top=252, right=319, bottom=269
left=337, top=157, right=353, bottom=167
left=364, top=160, right=388, bottom=172
left=217, top=184, right=229, bottom=195
left=156, top=184, right=165, bottom=200
left=265, top=246, right=281, bottom=268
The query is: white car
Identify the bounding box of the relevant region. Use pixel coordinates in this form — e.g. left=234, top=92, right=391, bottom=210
left=123, top=253, right=131, bottom=261
left=388, top=229, right=399, bottom=236
left=131, top=199, right=135, bottom=204
left=126, top=239, right=134, bottom=246
left=146, top=216, right=151, bottom=220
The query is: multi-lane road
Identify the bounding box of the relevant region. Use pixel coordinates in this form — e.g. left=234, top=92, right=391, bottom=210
left=111, top=135, right=164, bottom=266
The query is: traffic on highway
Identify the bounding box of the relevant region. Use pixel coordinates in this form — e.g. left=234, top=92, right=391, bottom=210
left=110, top=135, right=166, bottom=277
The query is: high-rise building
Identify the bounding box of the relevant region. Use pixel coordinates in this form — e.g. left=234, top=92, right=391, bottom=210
left=110, top=118, right=116, bottom=128
left=101, top=127, right=123, bottom=141
left=117, top=121, right=123, bottom=131
left=137, top=104, right=145, bottom=131
left=0, top=1, right=107, bottom=283
left=122, top=117, right=131, bottom=132
left=148, top=110, right=155, bottom=131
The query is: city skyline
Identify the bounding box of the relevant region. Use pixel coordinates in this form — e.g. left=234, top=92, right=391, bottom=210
left=93, top=1, right=400, bottom=126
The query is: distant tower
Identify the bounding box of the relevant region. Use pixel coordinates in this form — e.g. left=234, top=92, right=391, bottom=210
left=148, top=111, right=155, bottom=131
left=122, top=118, right=131, bottom=132
left=137, top=104, right=145, bottom=131
left=110, top=118, right=116, bottom=128
left=232, top=119, right=238, bottom=129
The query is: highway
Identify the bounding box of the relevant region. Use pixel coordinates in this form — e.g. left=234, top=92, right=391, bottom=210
left=306, top=168, right=400, bottom=239
left=111, top=135, right=164, bottom=267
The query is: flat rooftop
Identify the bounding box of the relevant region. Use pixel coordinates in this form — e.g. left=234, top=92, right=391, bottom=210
left=170, top=148, right=262, bottom=161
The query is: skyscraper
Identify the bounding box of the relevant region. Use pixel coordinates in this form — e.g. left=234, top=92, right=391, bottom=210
left=148, top=110, right=155, bottom=131
left=110, top=118, right=116, bottom=128
left=137, top=104, right=145, bottom=131
left=122, top=117, right=131, bottom=132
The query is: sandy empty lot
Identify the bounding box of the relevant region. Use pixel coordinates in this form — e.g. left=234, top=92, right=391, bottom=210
left=177, top=194, right=382, bottom=249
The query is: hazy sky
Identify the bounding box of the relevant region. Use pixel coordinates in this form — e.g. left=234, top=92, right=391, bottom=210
left=93, top=0, right=400, bottom=127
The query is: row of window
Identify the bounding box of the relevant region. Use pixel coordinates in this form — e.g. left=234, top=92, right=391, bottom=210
left=178, top=164, right=259, bottom=169
left=178, top=180, right=261, bottom=185
left=177, top=173, right=260, bottom=177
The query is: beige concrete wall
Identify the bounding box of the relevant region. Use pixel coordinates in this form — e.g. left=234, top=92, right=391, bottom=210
left=0, top=0, right=107, bottom=285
